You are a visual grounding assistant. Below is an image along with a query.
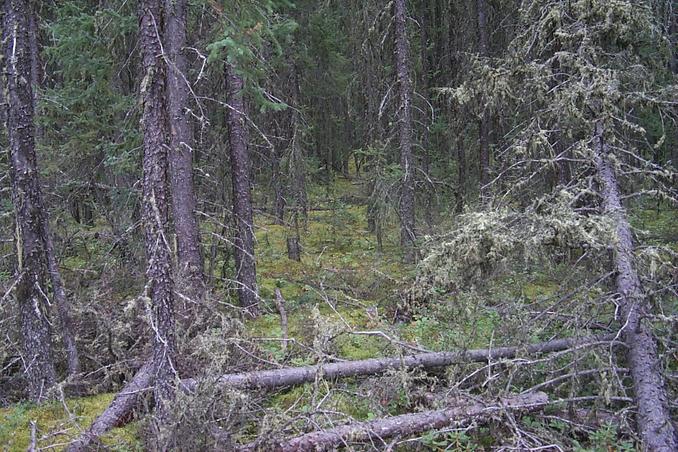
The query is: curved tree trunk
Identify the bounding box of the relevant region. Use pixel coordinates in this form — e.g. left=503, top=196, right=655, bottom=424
left=394, top=0, right=416, bottom=263
left=225, top=64, right=259, bottom=316
left=3, top=0, right=57, bottom=403
left=139, top=0, right=177, bottom=421
left=165, top=0, right=205, bottom=303
left=592, top=122, right=676, bottom=451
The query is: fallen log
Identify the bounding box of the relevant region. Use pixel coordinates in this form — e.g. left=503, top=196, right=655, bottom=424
left=67, top=334, right=612, bottom=449
left=182, top=334, right=614, bottom=392
left=593, top=122, right=676, bottom=451
left=239, top=391, right=549, bottom=451
left=67, top=361, right=154, bottom=452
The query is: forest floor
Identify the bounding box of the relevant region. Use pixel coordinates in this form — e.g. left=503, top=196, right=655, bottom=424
left=1, top=169, right=676, bottom=451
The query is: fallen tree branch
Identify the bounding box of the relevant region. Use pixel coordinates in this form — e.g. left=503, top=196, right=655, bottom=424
left=239, top=392, right=549, bottom=451
left=67, top=361, right=154, bottom=452
left=182, top=334, right=614, bottom=392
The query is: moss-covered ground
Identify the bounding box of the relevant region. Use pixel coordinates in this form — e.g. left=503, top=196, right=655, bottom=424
left=1, top=172, right=676, bottom=450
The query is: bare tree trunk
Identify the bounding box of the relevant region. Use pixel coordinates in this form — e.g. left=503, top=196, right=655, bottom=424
left=476, top=0, right=491, bottom=197
left=66, top=334, right=611, bottom=447
left=165, top=0, right=205, bottom=301
left=592, top=122, right=676, bottom=451
left=239, top=392, right=548, bottom=451
left=25, top=0, right=81, bottom=377
left=3, top=0, right=57, bottom=403
left=139, top=0, right=176, bottom=421
left=394, top=0, right=416, bottom=263
left=182, top=334, right=612, bottom=391
left=225, top=64, right=259, bottom=316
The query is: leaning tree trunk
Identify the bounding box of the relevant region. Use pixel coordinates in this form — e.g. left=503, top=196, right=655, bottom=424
left=139, top=0, right=176, bottom=421
left=592, top=122, right=676, bottom=451
left=394, top=0, right=416, bottom=263
left=26, top=0, right=80, bottom=376
left=164, top=0, right=205, bottom=302
left=3, top=0, right=57, bottom=403
left=225, top=64, right=259, bottom=316
left=476, top=0, right=491, bottom=197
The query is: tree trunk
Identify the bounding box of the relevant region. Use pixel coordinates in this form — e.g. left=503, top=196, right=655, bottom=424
left=182, top=334, right=612, bottom=392
left=477, top=0, right=491, bottom=196
left=239, top=392, right=548, bottom=452
left=3, top=0, right=57, bottom=403
left=592, top=122, right=676, bottom=451
left=456, top=136, right=466, bottom=213
left=66, top=334, right=611, bottom=447
left=139, top=0, right=176, bottom=420
left=225, top=63, right=259, bottom=316
left=26, top=0, right=81, bottom=377
left=394, top=0, right=416, bottom=263
left=164, top=0, right=205, bottom=301
left=66, top=362, right=155, bottom=452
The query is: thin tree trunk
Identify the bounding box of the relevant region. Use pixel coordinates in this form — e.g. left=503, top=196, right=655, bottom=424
left=239, top=392, right=548, bottom=452
left=139, top=0, right=176, bottom=421
left=165, top=0, right=205, bottom=301
left=477, top=0, right=491, bottom=196
left=225, top=64, right=259, bottom=316
left=592, top=122, right=676, bottom=451
left=26, top=0, right=80, bottom=377
left=394, top=0, right=416, bottom=263
left=3, top=0, right=57, bottom=403
left=456, top=135, right=466, bottom=213
left=420, top=3, right=434, bottom=231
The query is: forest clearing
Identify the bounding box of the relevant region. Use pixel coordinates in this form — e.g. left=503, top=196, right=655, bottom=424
left=1, top=0, right=677, bottom=450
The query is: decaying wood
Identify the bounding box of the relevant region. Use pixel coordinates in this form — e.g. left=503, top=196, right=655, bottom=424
left=182, top=334, right=613, bottom=392
left=592, top=122, right=676, bottom=451
left=67, top=361, right=154, bottom=452
left=240, top=392, right=549, bottom=451
left=66, top=334, right=612, bottom=449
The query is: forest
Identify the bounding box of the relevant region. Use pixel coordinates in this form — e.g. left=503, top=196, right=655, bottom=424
left=0, top=0, right=677, bottom=450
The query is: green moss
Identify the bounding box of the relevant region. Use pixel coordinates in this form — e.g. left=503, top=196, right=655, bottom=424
left=0, top=393, right=142, bottom=451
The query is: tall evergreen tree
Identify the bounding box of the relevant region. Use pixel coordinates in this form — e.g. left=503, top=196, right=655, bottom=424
left=394, top=0, right=416, bottom=263
left=139, top=0, right=176, bottom=421
left=165, top=0, right=205, bottom=302
left=3, top=0, right=57, bottom=402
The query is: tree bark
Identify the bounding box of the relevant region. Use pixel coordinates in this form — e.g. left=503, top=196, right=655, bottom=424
left=3, top=0, right=57, bottom=403
left=592, top=122, right=676, bottom=451
left=477, top=0, right=491, bottom=196
left=139, top=0, right=177, bottom=420
left=25, top=0, right=81, bottom=377
left=164, top=0, right=205, bottom=301
left=182, top=334, right=613, bottom=392
left=225, top=63, right=259, bottom=316
left=239, top=392, right=548, bottom=451
left=66, top=362, right=155, bottom=452
left=394, top=0, right=416, bottom=263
